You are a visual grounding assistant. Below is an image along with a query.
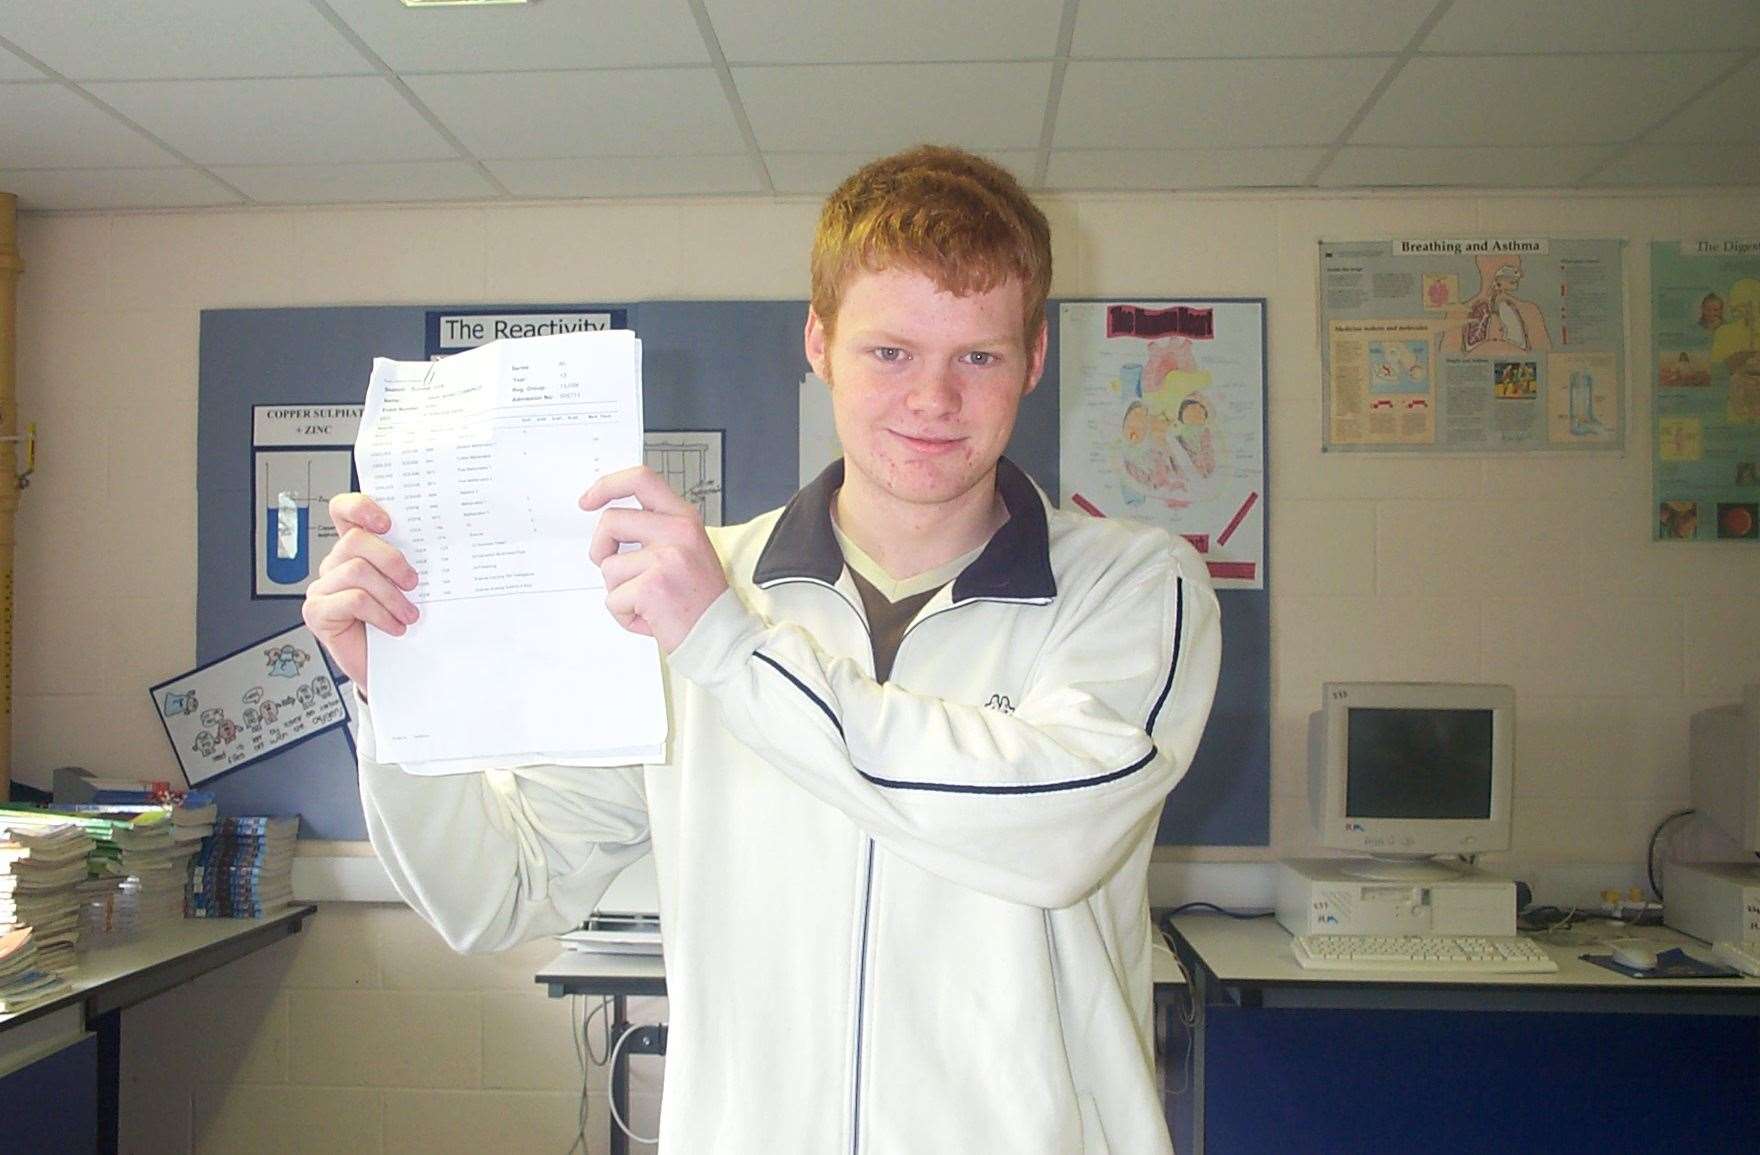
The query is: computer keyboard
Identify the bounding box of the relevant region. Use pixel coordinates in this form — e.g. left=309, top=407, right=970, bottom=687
left=1712, top=940, right=1760, bottom=977
left=1291, top=934, right=1559, bottom=974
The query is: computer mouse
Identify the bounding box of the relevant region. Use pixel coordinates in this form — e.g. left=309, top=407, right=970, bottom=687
left=1610, top=941, right=1660, bottom=971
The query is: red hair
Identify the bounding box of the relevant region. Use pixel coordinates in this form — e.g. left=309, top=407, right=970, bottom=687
left=810, top=145, right=1052, bottom=342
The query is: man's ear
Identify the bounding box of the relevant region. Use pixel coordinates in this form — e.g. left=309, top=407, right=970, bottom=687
left=1022, top=318, right=1048, bottom=396
left=804, top=307, right=830, bottom=381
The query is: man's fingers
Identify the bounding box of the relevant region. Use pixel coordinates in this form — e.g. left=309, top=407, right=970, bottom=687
left=306, top=583, right=408, bottom=639
left=318, top=526, right=420, bottom=590
left=588, top=506, right=699, bottom=567
left=579, top=466, right=695, bottom=518
left=594, top=546, right=655, bottom=591
left=313, top=557, right=421, bottom=625
left=602, top=574, right=656, bottom=637
left=329, top=492, right=391, bottom=536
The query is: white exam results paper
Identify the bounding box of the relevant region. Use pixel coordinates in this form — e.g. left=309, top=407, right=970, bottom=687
left=355, top=329, right=667, bottom=772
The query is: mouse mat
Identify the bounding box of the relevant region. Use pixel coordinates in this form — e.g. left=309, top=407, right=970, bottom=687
left=1580, top=947, right=1743, bottom=979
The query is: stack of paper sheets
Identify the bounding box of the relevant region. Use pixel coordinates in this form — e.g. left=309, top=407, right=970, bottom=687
left=0, top=927, right=71, bottom=1016
left=0, top=822, right=95, bottom=975
left=355, top=329, right=667, bottom=772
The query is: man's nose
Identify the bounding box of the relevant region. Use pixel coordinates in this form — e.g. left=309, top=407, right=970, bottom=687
left=905, top=364, right=961, bottom=415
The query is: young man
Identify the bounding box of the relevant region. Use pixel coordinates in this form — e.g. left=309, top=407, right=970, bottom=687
left=304, top=146, right=1220, bottom=1154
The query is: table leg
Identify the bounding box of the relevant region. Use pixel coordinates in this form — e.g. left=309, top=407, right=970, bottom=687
left=93, top=1008, right=120, bottom=1155
left=609, top=995, right=630, bottom=1155
left=1190, top=967, right=1208, bottom=1155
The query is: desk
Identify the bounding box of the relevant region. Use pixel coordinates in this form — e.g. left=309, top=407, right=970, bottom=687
left=537, top=944, right=1185, bottom=1155
left=1166, top=915, right=1760, bottom=1155
left=0, top=904, right=317, bottom=1155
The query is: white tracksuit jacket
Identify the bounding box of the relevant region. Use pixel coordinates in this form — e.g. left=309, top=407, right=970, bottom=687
left=357, top=458, right=1222, bottom=1154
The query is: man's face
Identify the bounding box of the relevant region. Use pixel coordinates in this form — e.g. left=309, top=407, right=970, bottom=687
left=805, top=266, right=1045, bottom=513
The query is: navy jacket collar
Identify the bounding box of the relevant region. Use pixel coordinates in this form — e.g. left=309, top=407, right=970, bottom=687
left=752, top=456, right=1057, bottom=603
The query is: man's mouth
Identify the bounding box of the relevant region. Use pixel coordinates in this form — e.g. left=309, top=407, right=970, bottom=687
left=890, top=431, right=964, bottom=454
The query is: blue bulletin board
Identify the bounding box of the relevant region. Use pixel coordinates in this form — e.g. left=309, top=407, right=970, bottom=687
left=197, top=301, right=1269, bottom=844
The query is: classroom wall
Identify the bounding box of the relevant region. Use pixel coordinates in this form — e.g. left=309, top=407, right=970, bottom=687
left=13, top=186, right=1760, bottom=1151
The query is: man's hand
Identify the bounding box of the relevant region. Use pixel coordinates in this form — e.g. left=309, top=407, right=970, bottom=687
left=300, top=493, right=421, bottom=692
left=581, top=466, right=727, bottom=653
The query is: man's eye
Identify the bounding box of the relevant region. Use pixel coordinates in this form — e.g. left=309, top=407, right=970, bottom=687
left=873, top=347, right=904, bottom=362
left=966, top=351, right=996, bottom=366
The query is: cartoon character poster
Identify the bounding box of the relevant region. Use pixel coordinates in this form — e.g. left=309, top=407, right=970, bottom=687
left=150, top=624, right=347, bottom=785
left=1059, top=300, right=1266, bottom=589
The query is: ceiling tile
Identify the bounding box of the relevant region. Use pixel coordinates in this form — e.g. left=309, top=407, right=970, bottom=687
left=407, top=69, right=744, bottom=158
left=487, top=155, right=763, bottom=198
left=1650, top=58, right=1760, bottom=145
left=1046, top=148, right=1322, bottom=189
left=0, top=44, right=46, bottom=81
left=0, top=83, right=180, bottom=168
left=1057, top=58, right=1388, bottom=149
left=1353, top=54, right=1739, bottom=146
left=211, top=161, right=500, bottom=205
left=0, top=1, right=371, bottom=81
left=1423, top=0, right=1760, bottom=54
left=1073, top=0, right=1435, bottom=58
left=1592, top=145, right=1760, bottom=187
left=1318, top=146, right=1616, bottom=187
left=705, top=0, right=1064, bottom=64
left=764, top=151, right=1038, bottom=195
left=324, top=0, right=709, bottom=72
left=85, top=77, right=457, bottom=166
left=0, top=166, right=243, bottom=211
left=735, top=63, right=1053, bottom=152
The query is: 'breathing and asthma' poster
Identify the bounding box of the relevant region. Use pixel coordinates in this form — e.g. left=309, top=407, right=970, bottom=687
left=1319, top=239, right=1625, bottom=454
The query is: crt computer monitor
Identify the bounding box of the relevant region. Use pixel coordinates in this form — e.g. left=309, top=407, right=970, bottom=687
left=1690, top=684, right=1760, bottom=859
left=1309, top=682, right=1516, bottom=879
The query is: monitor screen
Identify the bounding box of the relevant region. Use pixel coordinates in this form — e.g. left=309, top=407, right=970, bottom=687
left=1345, top=707, right=1495, bottom=821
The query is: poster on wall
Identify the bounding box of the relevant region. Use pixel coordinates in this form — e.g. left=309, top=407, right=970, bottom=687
left=1319, top=239, right=1625, bottom=453
left=425, top=306, right=628, bottom=359
left=1651, top=240, right=1760, bottom=542
left=251, top=404, right=361, bottom=597
left=645, top=430, right=724, bottom=526
left=150, top=624, right=347, bottom=786
left=1058, top=300, right=1267, bottom=589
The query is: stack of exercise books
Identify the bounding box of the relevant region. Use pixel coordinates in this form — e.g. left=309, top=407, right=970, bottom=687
left=0, top=803, right=198, bottom=937
left=77, top=784, right=218, bottom=848
left=75, top=861, right=135, bottom=949
left=0, top=927, right=71, bottom=1016
left=187, top=816, right=299, bottom=918
left=0, top=822, right=94, bottom=975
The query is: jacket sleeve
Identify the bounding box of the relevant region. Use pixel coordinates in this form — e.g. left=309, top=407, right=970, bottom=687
left=355, top=692, right=651, bottom=954
left=667, top=535, right=1221, bottom=909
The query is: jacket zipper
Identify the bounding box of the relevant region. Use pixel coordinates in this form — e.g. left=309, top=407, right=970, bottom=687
left=764, top=574, right=879, bottom=1154
left=850, top=838, right=875, bottom=1154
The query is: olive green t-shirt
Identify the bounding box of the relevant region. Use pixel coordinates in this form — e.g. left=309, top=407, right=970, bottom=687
left=830, top=518, right=987, bottom=685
